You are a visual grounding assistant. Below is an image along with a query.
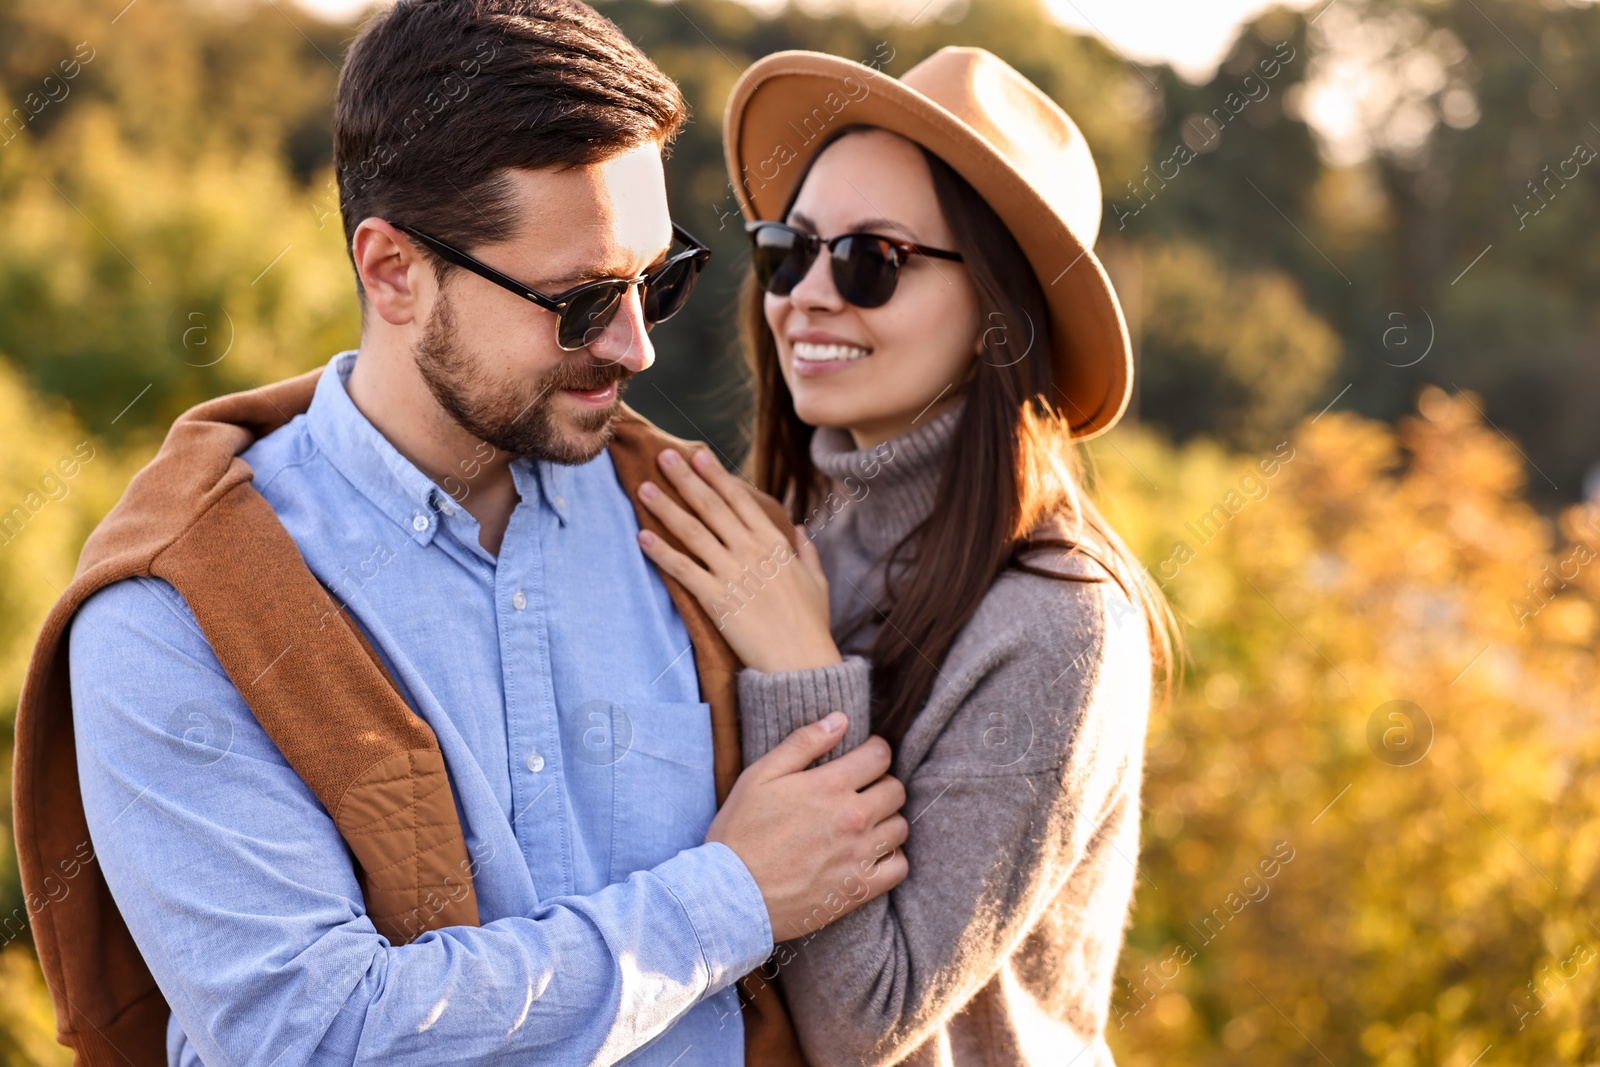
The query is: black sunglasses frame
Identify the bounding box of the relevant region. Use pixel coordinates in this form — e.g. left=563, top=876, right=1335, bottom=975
left=386, top=219, right=712, bottom=350
left=744, top=220, right=963, bottom=308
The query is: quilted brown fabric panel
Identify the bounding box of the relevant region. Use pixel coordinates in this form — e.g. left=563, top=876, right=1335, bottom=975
left=335, top=748, right=480, bottom=942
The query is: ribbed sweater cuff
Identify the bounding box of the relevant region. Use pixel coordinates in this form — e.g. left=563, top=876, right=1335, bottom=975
left=737, top=655, right=873, bottom=767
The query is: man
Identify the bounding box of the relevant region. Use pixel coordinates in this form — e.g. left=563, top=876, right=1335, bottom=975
left=39, top=1, right=907, bottom=1064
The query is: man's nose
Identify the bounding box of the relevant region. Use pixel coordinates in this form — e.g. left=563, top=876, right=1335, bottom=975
left=585, top=286, right=654, bottom=373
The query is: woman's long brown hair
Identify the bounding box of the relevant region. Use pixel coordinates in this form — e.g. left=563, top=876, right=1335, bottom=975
left=741, top=130, right=1176, bottom=745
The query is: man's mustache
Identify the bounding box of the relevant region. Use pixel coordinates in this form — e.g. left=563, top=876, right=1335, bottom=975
left=543, top=356, right=632, bottom=394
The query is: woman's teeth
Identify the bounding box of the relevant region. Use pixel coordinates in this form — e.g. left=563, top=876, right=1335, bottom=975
left=792, top=341, right=870, bottom=363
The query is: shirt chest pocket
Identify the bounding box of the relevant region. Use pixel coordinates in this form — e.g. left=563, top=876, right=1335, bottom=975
left=573, top=700, right=717, bottom=883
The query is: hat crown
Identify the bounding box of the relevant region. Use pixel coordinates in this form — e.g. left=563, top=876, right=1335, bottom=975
left=900, top=47, right=1102, bottom=248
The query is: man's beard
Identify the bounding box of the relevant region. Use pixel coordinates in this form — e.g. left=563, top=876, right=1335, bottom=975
left=414, top=290, right=631, bottom=465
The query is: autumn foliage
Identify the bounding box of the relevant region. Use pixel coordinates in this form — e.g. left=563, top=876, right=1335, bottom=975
left=1100, top=387, right=1600, bottom=1064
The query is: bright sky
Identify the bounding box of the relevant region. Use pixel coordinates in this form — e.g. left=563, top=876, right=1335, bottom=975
left=1040, top=0, right=1323, bottom=80
left=290, top=0, right=1326, bottom=82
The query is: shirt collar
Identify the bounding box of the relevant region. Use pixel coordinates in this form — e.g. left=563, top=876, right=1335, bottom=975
left=306, top=349, right=560, bottom=545
left=307, top=350, right=446, bottom=546
left=534, top=458, right=574, bottom=527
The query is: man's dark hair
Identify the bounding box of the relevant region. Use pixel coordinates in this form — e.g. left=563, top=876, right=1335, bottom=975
left=333, top=0, right=687, bottom=301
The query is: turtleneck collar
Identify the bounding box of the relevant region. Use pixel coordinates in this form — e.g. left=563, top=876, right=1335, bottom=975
left=808, top=397, right=965, bottom=558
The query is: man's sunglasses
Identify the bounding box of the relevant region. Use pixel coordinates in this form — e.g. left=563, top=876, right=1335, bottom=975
left=387, top=219, right=712, bottom=351
left=745, top=220, right=963, bottom=309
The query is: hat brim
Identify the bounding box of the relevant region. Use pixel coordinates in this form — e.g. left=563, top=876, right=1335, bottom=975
left=722, top=50, right=1132, bottom=440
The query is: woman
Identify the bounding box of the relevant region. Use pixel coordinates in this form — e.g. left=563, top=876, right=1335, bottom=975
left=634, top=47, right=1173, bottom=1066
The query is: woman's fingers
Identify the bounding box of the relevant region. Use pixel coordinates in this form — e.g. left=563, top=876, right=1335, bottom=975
left=688, top=448, right=782, bottom=534
left=637, top=528, right=732, bottom=616
left=795, top=525, right=827, bottom=585
left=640, top=446, right=841, bottom=674
left=655, top=449, right=750, bottom=548
left=638, top=481, right=734, bottom=574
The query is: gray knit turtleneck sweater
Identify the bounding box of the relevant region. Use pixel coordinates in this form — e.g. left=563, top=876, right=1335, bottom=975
left=735, top=402, right=1153, bottom=1067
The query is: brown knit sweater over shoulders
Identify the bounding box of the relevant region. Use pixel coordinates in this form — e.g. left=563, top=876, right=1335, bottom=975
left=735, top=403, right=1153, bottom=1067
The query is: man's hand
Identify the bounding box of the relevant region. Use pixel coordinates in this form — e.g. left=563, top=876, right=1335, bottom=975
left=707, top=712, right=909, bottom=941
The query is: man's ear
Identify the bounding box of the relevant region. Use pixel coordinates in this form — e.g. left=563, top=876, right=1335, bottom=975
left=353, top=218, right=428, bottom=327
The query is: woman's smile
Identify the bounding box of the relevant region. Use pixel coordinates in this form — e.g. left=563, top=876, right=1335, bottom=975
left=788, top=334, right=873, bottom=375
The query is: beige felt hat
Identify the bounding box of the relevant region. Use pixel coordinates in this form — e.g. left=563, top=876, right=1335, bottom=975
left=722, top=46, right=1133, bottom=439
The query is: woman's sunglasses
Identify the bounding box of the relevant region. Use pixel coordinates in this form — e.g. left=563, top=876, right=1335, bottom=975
left=745, top=220, right=963, bottom=309
left=387, top=220, right=712, bottom=351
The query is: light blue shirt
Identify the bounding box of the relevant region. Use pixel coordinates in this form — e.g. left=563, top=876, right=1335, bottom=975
left=68, top=350, right=772, bottom=1067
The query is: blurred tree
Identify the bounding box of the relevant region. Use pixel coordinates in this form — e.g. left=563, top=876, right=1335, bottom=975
left=1095, top=388, right=1600, bottom=1064
left=0, top=944, right=67, bottom=1066
left=0, top=0, right=355, bottom=440
left=1123, top=0, right=1600, bottom=500
left=0, top=355, right=140, bottom=1065
left=1123, top=237, right=1341, bottom=448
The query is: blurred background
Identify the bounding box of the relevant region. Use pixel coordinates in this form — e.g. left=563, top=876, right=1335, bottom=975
left=2, top=0, right=1599, bottom=1062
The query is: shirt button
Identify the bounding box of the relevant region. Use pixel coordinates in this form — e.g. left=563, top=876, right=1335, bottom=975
left=525, top=750, right=545, bottom=773
left=438, top=499, right=456, bottom=516
left=512, top=590, right=527, bottom=611
left=411, top=514, right=429, bottom=532
left=554, top=495, right=567, bottom=511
